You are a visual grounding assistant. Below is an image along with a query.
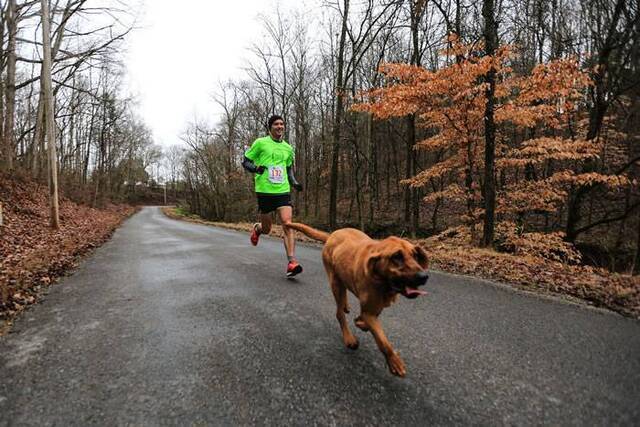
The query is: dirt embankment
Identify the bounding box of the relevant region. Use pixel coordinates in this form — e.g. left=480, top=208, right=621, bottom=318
left=0, top=174, right=136, bottom=333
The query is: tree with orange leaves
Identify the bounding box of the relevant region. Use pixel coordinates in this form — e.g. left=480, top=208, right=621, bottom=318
left=354, top=37, right=633, bottom=250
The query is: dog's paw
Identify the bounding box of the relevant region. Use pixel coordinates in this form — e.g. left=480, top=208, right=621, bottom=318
left=387, top=353, right=406, bottom=377
left=344, top=335, right=359, bottom=350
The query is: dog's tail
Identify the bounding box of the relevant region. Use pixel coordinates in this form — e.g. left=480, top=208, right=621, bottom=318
left=286, top=222, right=329, bottom=243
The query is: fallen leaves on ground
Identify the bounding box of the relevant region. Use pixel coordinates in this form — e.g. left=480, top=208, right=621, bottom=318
left=423, top=241, right=640, bottom=319
left=0, top=173, right=136, bottom=332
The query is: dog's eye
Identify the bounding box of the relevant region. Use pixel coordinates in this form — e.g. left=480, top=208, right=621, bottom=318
left=414, top=248, right=426, bottom=264
left=391, top=252, right=404, bottom=265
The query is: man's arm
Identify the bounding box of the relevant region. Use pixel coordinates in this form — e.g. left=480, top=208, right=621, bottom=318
left=242, top=156, right=265, bottom=174
left=287, top=166, right=303, bottom=191
left=243, top=139, right=264, bottom=174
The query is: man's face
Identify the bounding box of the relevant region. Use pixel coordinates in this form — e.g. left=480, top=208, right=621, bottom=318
left=270, top=119, right=285, bottom=140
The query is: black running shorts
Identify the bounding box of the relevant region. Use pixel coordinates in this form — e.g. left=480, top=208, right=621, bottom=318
left=256, top=193, right=291, bottom=214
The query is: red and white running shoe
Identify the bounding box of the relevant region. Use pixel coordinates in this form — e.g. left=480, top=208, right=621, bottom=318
left=286, top=260, right=303, bottom=278
left=250, top=223, right=261, bottom=246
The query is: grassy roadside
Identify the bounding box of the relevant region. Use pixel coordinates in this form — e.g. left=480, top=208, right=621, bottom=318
left=161, top=206, right=319, bottom=244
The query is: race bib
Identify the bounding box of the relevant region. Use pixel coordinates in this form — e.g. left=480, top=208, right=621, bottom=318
left=267, top=166, right=285, bottom=184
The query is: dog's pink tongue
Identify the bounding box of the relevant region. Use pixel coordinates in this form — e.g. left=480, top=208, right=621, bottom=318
left=405, top=287, right=427, bottom=297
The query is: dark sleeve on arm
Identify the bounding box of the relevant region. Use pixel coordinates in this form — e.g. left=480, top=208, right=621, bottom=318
left=287, top=165, right=300, bottom=186
left=242, top=156, right=259, bottom=173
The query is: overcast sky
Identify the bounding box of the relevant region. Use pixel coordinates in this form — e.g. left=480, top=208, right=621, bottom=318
left=124, top=0, right=305, bottom=147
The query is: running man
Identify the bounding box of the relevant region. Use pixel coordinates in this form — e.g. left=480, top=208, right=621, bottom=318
left=242, top=115, right=304, bottom=277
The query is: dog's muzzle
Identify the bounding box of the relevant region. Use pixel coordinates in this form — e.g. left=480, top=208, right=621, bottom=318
left=414, top=271, right=429, bottom=286
left=392, top=271, right=429, bottom=299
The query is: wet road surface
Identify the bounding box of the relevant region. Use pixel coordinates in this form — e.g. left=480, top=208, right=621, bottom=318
left=1, top=207, right=639, bottom=425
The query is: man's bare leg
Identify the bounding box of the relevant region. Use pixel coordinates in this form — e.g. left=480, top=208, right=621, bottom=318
left=277, top=206, right=294, bottom=258
left=251, top=213, right=272, bottom=246
left=257, top=213, right=272, bottom=235
left=279, top=206, right=302, bottom=277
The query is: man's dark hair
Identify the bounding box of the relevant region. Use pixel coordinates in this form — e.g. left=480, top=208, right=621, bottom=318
left=267, top=114, right=284, bottom=129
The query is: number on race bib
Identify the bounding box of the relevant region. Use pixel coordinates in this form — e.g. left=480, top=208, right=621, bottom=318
left=268, top=166, right=285, bottom=184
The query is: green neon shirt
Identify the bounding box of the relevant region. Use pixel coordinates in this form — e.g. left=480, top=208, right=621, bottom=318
left=244, top=135, right=294, bottom=194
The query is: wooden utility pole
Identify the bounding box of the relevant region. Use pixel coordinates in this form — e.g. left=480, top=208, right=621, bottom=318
left=41, top=0, right=59, bottom=229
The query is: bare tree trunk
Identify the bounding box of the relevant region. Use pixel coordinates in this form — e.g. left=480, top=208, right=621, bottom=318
left=0, top=3, right=6, bottom=170
left=69, top=82, right=78, bottom=179
left=41, top=0, right=60, bottom=229
left=565, top=0, right=628, bottom=242
left=406, top=0, right=424, bottom=238
left=33, top=0, right=87, bottom=180
left=481, top=0, right=497, bottom=247
left=354, top=121, right=364, bottom=231
left=587, top=0, right=626, bottom=142
left=367, top=113, right=376, bottom=227
left=315, top=111, right=325, bottom=220
left=404, top=117, right=412, bottom=224
left=329, top=0, right=349, bottom=230
left=2, top=0, right=16, bottom=171
left=94, top=94, right=108, bottom=206
left=83, top=105, right=96, bottom=184
left=632, top=213, right=640, bottom=276
left=31, top=97, right=45, bottom=177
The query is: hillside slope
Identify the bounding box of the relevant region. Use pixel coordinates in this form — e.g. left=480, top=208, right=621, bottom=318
left=0, top=173, right=135, bottom=332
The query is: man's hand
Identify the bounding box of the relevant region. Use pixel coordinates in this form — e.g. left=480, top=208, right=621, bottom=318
left=256, top=165, right=266, bottom=175
left=292, top=182, right=303, bottom=192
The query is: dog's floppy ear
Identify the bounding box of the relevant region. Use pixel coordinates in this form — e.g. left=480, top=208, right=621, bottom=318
left=366, top=252, right=383, bottom=278
left=414, top=245, right=429, bottom=269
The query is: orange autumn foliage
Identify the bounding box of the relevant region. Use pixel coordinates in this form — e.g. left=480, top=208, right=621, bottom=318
left=353, top=38, right=633, bottom=253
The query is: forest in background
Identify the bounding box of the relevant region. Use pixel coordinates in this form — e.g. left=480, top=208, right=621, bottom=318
left=0, top=0, right=638, bottom=277
left=166, top=0, right=640, bottom=275
left=0, top=0, right=165, bottom=209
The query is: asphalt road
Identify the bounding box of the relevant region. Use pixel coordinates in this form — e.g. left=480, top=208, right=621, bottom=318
left=1, top=207, right=639, bottom=426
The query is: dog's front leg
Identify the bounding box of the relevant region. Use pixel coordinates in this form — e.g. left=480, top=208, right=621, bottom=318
left=329, top=277, right=359, bottom=350
left=360, top=313, right=406, bottom=377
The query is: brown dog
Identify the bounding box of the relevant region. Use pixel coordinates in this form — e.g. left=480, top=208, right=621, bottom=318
left=285, top=222, right=429, bottom=377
